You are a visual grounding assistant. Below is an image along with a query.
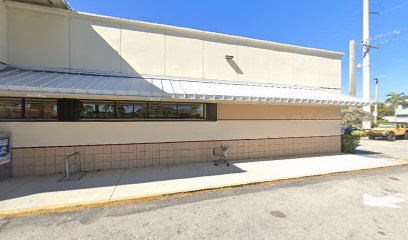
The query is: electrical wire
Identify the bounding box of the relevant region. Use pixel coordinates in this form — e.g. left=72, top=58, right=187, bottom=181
left=376, top=35, right=408, bottom=45
left=378, top=0, right=408, bottom=15
left=370, top=29, right=401, bottom=41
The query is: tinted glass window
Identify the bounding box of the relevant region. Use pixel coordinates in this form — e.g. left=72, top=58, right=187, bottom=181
left=178, top=103, right=204, bottom=119
left=80, top=101, right=115, bottom=119
left=148, top=103, right=178, bottom=119
left=116, top=102, right=147, bottom=119
left=77, top=100, right=208, bottom=121
left=25, top=99, right=58, bottom=119
left=0, top=98, right=22, bottom=119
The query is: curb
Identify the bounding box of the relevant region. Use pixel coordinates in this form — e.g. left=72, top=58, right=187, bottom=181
left=1, top=163, right=407, bottom=219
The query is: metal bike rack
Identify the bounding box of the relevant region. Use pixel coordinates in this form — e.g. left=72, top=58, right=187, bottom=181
left=59, top=152, right=85, bottom=182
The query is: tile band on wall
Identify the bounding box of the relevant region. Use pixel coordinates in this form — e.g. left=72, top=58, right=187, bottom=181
left=11, top=135, right=342, bottom=149
left=11, top=135, right=341, bottom=177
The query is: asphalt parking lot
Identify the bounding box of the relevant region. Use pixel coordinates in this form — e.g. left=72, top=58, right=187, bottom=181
left=1, top=166, right=408, bottom=240
left=1, top=137, right=407, bottom=240
left=357, top=138, right=408, bottom=160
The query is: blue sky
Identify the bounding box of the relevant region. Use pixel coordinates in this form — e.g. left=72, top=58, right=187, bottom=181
left=69, top=0, right=408, bottom=101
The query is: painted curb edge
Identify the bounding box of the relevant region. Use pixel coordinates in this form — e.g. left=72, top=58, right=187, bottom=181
left=1, top=162, right=407, bottom=219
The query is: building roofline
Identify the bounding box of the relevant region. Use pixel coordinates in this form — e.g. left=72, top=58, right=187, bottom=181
left=0, top=66, right=368, bottom=106
left=6, top=0, right=71, bottom=10
left=4, top=64, right=323, bottom=91
left=5, top=0, right=344, bottom=58
left=76, top=11, right=344, bottom=58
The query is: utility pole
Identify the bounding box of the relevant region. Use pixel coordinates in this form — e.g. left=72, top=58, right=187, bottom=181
left=362, top=0, right=371, bottom=129
left=349, top=40, right=356, bottom=97
left=373, top=78, right=379, bottom=126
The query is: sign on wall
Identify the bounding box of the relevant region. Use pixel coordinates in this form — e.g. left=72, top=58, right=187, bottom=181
left=0, top=133, right=11, bottom=180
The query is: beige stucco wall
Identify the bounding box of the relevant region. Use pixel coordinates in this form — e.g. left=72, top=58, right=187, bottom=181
left=0, top=0, right=8, bottom=63
left=237, top=45, right=269, bottom=83
left=165, top=34, right=204, bottom=79
left=70, top=17, right=121, bottom=72
left=1, top=120, right=340, bottom=148
left=0, top=104, right=341, bottom=148
left=121, top=25, right=165, bottom=76
left=4, top=2, right=342, bottom=90
left=203, top=41, right=237, bottom=81
left=7, top=7, right=69, bottom=68
left=318, top=57, right=341, bottom=89
left=218, top=104, right=341, bottom=120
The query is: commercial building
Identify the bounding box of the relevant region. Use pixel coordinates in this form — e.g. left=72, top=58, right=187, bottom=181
left=0, top=0, right=368, bottom=177
left=394, top=102, right=408, bottom=122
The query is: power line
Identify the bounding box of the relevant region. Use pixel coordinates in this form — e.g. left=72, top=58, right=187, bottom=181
left=379, top=0, right=408, bottom=15
left=377, top=35, right=408, bottom=45
left=370, top=29, right=403, bottom=41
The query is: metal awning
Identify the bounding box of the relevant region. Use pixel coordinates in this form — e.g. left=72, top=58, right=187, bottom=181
left=0, top=67, right=369, bottom=106
left=8, top=0, right=71, bottom=10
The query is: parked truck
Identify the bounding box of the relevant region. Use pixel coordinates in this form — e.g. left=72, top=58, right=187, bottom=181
left=368, top=122, right=408, bottom=141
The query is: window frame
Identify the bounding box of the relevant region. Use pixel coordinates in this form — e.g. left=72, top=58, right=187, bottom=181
left=78, top=99, right=210, bottom=122
left=0, top=97, right=23, bottom=120
left=24, top=98, right=59, bottom=120
left=115, top=101, right=148, bottom=119
left=0, top=97, right=216, bottom=122
left=0, top=97, right=59, bottom=122
left=80, top=100, right=116, bottom=120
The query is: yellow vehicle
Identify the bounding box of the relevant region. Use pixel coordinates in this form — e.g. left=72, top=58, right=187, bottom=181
left=368, top=122, right=408, bottom=141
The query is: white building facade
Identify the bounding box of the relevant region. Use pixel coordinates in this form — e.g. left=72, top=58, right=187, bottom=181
left=0, top=0, right=368, bottom=177
left=395, top=102, right=408, bottom=122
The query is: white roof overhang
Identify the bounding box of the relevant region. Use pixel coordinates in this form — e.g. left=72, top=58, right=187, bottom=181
left=0, top=67, right=369, bottom=106
left=7, top=0, right=71, bottom=10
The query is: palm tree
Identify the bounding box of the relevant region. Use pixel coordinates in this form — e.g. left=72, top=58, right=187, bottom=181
left=385, top=92, right=406, bottom=120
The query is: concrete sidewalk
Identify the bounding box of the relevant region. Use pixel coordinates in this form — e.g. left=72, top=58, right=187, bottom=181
left=0, top=154, right=406, bottom=218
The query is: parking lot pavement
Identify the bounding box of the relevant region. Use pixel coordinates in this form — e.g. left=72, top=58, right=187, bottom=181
left=1, top=154, right=399, bottom=216
left=1, top=166, right=408, bottom=240
left=357, top=138, right=408, bottom=160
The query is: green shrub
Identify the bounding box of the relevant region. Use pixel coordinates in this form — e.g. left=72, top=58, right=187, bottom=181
left=351, top=130, right=367, bottom=137
left=341, top=135, right=360, bottom=153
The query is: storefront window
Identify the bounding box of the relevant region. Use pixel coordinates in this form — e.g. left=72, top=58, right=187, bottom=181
left=178, top=103, right=204, bottom=119
left=1, top=98, right=209, bottom=121
left=25, top=99, right=58, bottom=119
left=148, top=103, right=178, bottom=119
left=116, top=102, right=147, bottom=119
left=80, top=101, right=115, bottom=119
left=0, top=98, right=23, bottom=119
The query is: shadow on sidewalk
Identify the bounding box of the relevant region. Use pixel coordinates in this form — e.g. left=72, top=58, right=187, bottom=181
left=354, top=149, right=382, bottom=155
left=0, top=162, right=245, bottom=201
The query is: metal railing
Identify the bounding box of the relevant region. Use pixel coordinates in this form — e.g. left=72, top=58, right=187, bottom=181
left=64, top=152, right=81, bottom=179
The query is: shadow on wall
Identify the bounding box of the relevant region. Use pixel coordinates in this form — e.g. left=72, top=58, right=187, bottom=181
left=71, top=21, right=141, bottom=77
left=80, top=21, right=246, bottom=80
left=70, top=22, right=169, bottom=96
left=227, top=59, right=243, bottom=74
